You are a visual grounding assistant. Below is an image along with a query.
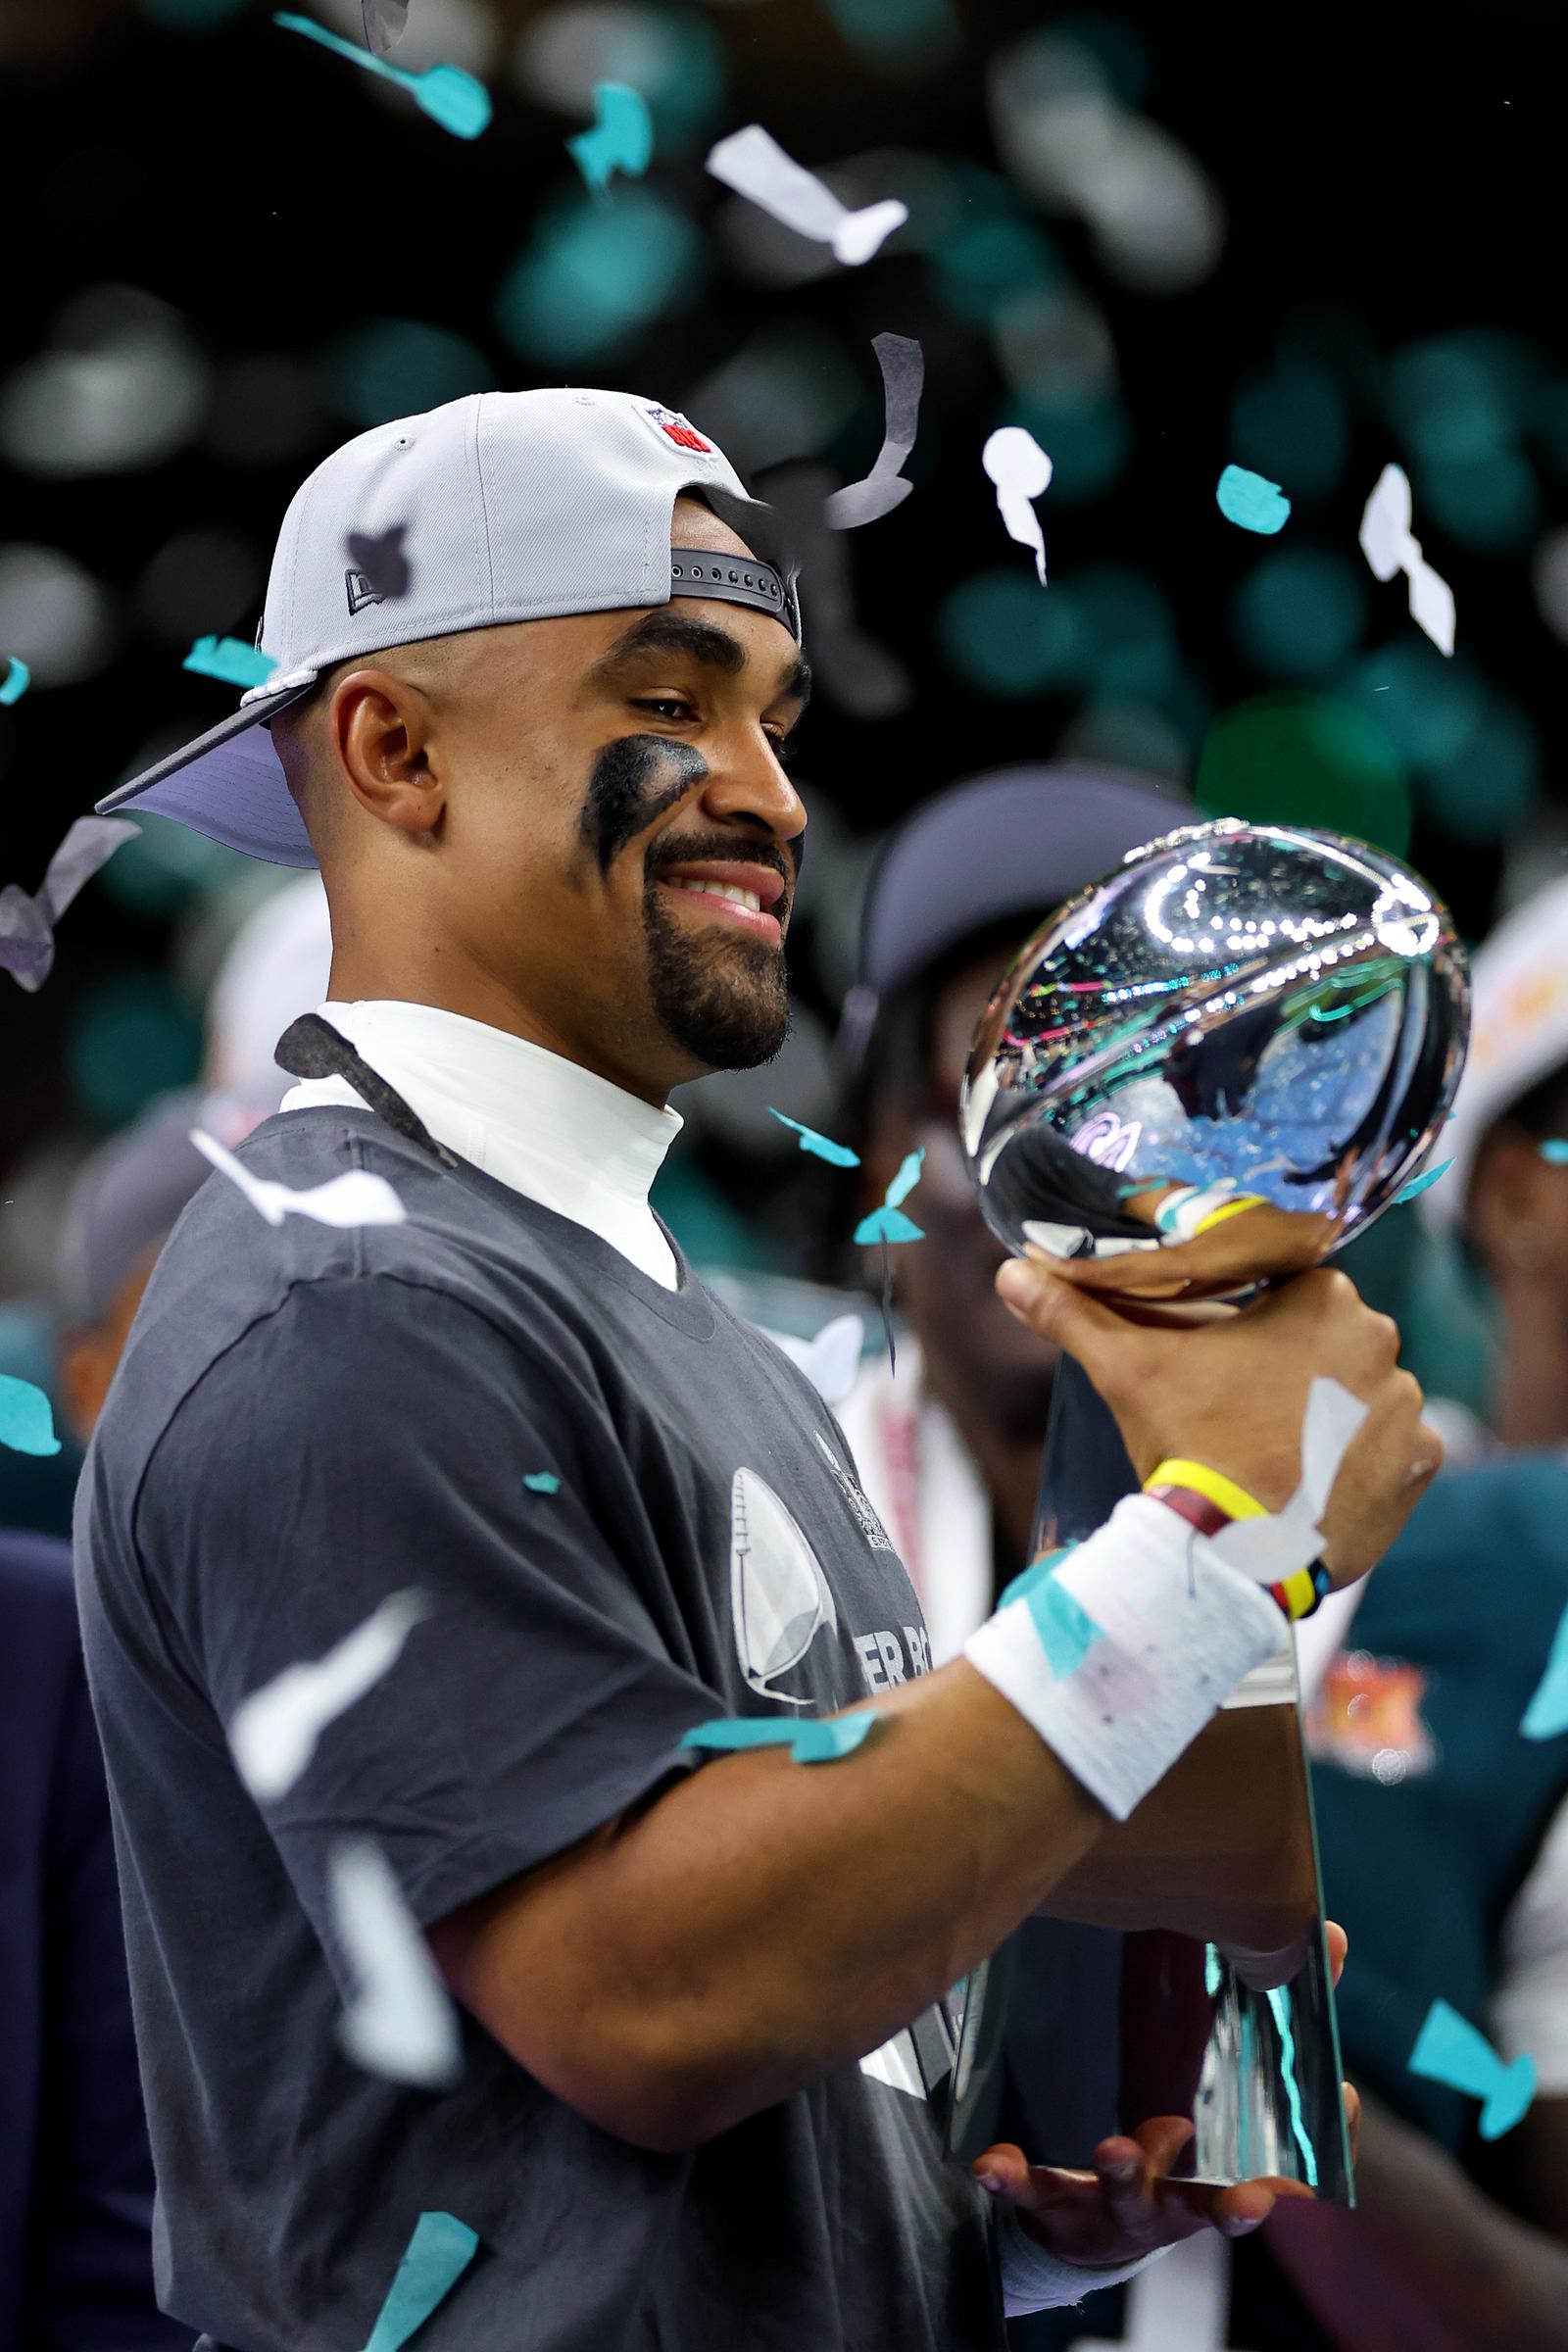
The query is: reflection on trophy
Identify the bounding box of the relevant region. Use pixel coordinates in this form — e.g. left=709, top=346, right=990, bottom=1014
left=944, top=818, right=1471, bottom=2202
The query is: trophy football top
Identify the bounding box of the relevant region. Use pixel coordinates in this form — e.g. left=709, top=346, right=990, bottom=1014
left=960, top=818, right=1472, bottom=1298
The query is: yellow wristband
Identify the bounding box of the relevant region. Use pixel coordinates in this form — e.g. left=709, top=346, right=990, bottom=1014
left=1192, top=1192, right=1268, bottom=1237
left=1275, top=1566, right=1320, bottom=1621
left=1144, top=1459, right=1268, bottom=1521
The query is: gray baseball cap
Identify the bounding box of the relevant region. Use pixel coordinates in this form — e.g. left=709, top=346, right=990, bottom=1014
left=98, top=388, right=801, bottom=869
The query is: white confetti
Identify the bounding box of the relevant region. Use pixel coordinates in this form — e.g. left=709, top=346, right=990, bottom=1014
left=1357, top=463, right=1455, bottom=657
left=824, top=334, right=923, bottom=529
left=330, top=1839, right=463, bottom=2088
left=228, top=1590, right=430, bottom=1803
left=192, top=1127, right=407, bottom=1231
left=0, top=815, right=139, bottom=994
left=1208, top=1376, right=1368, bottom=1584
left=770, top=1313, right=865, bottom=1405
left=981, top=426, right=1053, bottom=585
left=706, top=125, right=906, bottom=268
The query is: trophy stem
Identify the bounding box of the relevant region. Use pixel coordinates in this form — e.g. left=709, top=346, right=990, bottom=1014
left=946, top=1356, right=1353, bottom=2203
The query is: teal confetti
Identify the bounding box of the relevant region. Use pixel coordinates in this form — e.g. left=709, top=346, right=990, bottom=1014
left=522, top=1472, right=561, bottom=1494
left=768, top=1108, right=860, bottom=1168
left=853, top=1147, right=926, bottom=1244
left=885, top=1147, right=925, bottom=1208
left=1216, top=465, right=1292, bottom=536
left=1541, top=1140, right=1568, bottom=1163
left=273, top=13, right=491, bottom=138
left=854, top=1204, right=924, bottom=1247
left=1408, top=1997, right=1536, bottom=2139
left=0, top=1374, right=61, bottom=1457
left=998, top=1546, right=1100, bottom=1678
left=0, top=657, right=28, bottom=706
left=567, top=81, right=654, bottom=191
left=1392, top=1156, right=1453, bottom=1204
left=182, top=636, right=278, bottom=690
left=1521, top=1600, right=1568, bottom=1739
left=359, top=2211, right=479, bottom=2352
left=681, top=1711, right=878, bottom=1765
left=1203, top=1940, right=1223, bottom=1998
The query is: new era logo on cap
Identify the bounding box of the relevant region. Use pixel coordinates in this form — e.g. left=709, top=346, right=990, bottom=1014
left=637, top=402, right=714, bottom=457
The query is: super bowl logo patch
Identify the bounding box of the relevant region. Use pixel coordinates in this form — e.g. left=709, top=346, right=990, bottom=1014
left=637, top=402, right=715, bottom=458
left=1305, top=1650, right=1437, bottom=1784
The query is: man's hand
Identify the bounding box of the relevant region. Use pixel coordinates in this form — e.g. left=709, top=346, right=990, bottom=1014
left=996, top=1260, right=1444, bottom=1587
left=972, top=1923, right=1359, bottom=2272
left=973, top=2116, right=1312, bottom=2266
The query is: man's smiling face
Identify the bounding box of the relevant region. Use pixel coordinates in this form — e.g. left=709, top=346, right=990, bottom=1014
left=290, top=495, right=810, bottom=1104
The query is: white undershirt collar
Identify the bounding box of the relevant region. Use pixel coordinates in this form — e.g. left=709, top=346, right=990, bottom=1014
left=278, top=999, right=682, bottom=1289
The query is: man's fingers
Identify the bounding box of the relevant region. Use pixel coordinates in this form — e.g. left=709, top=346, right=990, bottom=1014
left=996, top=1258, right=1152, bottom=1372
left=1325, top=1920, right=1348, bottom=1986
left=1343, top=2080, right=1361, bottom=2161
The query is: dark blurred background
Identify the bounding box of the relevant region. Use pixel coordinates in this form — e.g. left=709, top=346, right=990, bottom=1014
left=0, top=0, right=1562, bottom=1447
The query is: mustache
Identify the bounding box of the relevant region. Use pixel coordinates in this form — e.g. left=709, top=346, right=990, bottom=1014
left=647, top=827, right=797, bottom=918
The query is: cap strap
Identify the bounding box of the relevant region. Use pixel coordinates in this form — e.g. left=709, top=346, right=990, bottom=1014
left=670, top=550, right=799, bottom=640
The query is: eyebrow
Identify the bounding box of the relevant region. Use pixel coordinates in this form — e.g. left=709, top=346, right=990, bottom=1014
left=590, top=609, right=812, bottom=713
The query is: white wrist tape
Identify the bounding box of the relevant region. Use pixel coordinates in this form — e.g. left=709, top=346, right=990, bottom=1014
left=963, top=1493, right=1286, bottom=1821
left=995, top=2204, right=1170, bottom=2315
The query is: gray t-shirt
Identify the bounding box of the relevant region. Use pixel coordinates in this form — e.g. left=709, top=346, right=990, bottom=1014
left=75, top=1108, right=1003, bottom=2352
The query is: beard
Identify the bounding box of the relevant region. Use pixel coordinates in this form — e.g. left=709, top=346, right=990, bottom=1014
left=642, top=864, right=792, bottom=1070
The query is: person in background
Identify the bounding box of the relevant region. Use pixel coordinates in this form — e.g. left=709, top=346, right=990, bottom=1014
left=0, top=1103, right=226, bottom=2352
left=825, top=768, right=1568, bottom=2351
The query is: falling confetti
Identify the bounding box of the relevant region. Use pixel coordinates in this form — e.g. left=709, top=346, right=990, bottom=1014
left=330, top=1839, right=464, bottom=2086
left=192, top=1127, right=408, bottom=1231
left=768, top=1108, right=860, bottom=1167
left=1392, top=1156, right=1453, bottom=1204
left=681, top=1711, right=878, bottom=1764
left=854, top=1204, right=924, bottom=1247
left=706, top=124, right=906, bottom=266
left=273, top=13, right=491, bottom=139
left=771, top=1312, right=865, bottom=1406
left=1408, top=1997, right=1536, bottom=2139
left=568, top=81, right=654, bottom=191
left=1358, top=463, right=1455, bottom=657
left=1208, top=1377, right=1367, bottom=1586
left=1522, top=1599, right=1568, bottom=1740
left=522, top=1471, right=561, bottom=1494
left=1540, top=1140, right=1568, bottom=1164
left=0, top=657, right=29, bottom=705
left=360, top=0, right=408, bottom=58
left=0, top=1374, right=61, bottom=1458
left=360, top=2213, right=479, bottom=2352
left=183, top=636, right=279, bottom=690
left=883, top=1147, right=924, bottom=1209
left=981, top=427, right=1052, bottom=585
left=825, top=333, right=924, bottom=529
left=227, top=1590, right=430, bottom=1803
left=1216, top=465, right=1291, bottom=535
left=0, top=815, right=139, bottom=994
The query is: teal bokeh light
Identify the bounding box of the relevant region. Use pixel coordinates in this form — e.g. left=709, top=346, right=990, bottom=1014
left=1228, top=361, right=1348, bottom=501
left=320, top=318, right=495, bottom=428
left=1230, top=548, right=1367, bottom=680
left=1421, top=698, right=1540, bottom=843
left=1195, top=692, right=1410, bottom=857
left=936, top=568, right=1082, bottom=697
left=495, top=189, right=705, bottom=363
left=143, top=0, right=247, bottom=24
left=1006, top=387, right=1130, bottom=505
left=69, top=975, right=203, bottom=1131
left=820, top=0, right=959, bottom=74
left=1342, top=643, right=1486, bottom=773
left=1388, top=337, right=1515, bottom=465
left=97, top=812, right=255, bottom=919
left=932, top=218, right=1061, bottom=324
left=1068, top=565, right=1178, bottom=702
left=1418, top=448, right=1541, bottom=555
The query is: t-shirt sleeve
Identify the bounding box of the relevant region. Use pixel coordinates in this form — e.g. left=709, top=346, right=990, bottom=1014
left=133, top=1272, right=720, bottom=1936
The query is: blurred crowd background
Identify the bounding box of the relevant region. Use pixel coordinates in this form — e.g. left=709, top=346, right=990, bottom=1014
left=1, top=0, right=1565, bottom=1514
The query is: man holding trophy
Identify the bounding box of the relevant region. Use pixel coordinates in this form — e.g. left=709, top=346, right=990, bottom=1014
left=77, top=391, right=1443, bottom=2350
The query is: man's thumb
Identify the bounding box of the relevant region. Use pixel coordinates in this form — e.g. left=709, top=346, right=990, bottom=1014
left=995, top=1257, right=1136, bottom=1368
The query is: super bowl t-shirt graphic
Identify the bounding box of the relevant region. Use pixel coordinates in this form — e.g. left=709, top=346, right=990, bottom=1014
left=78, top=1103, right=997, bottom=2352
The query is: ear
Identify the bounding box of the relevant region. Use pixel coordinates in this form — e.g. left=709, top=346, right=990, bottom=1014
left=1468, top=1122, right=1568, bottom=1283
left=327, top=667, right=444, bottom=841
